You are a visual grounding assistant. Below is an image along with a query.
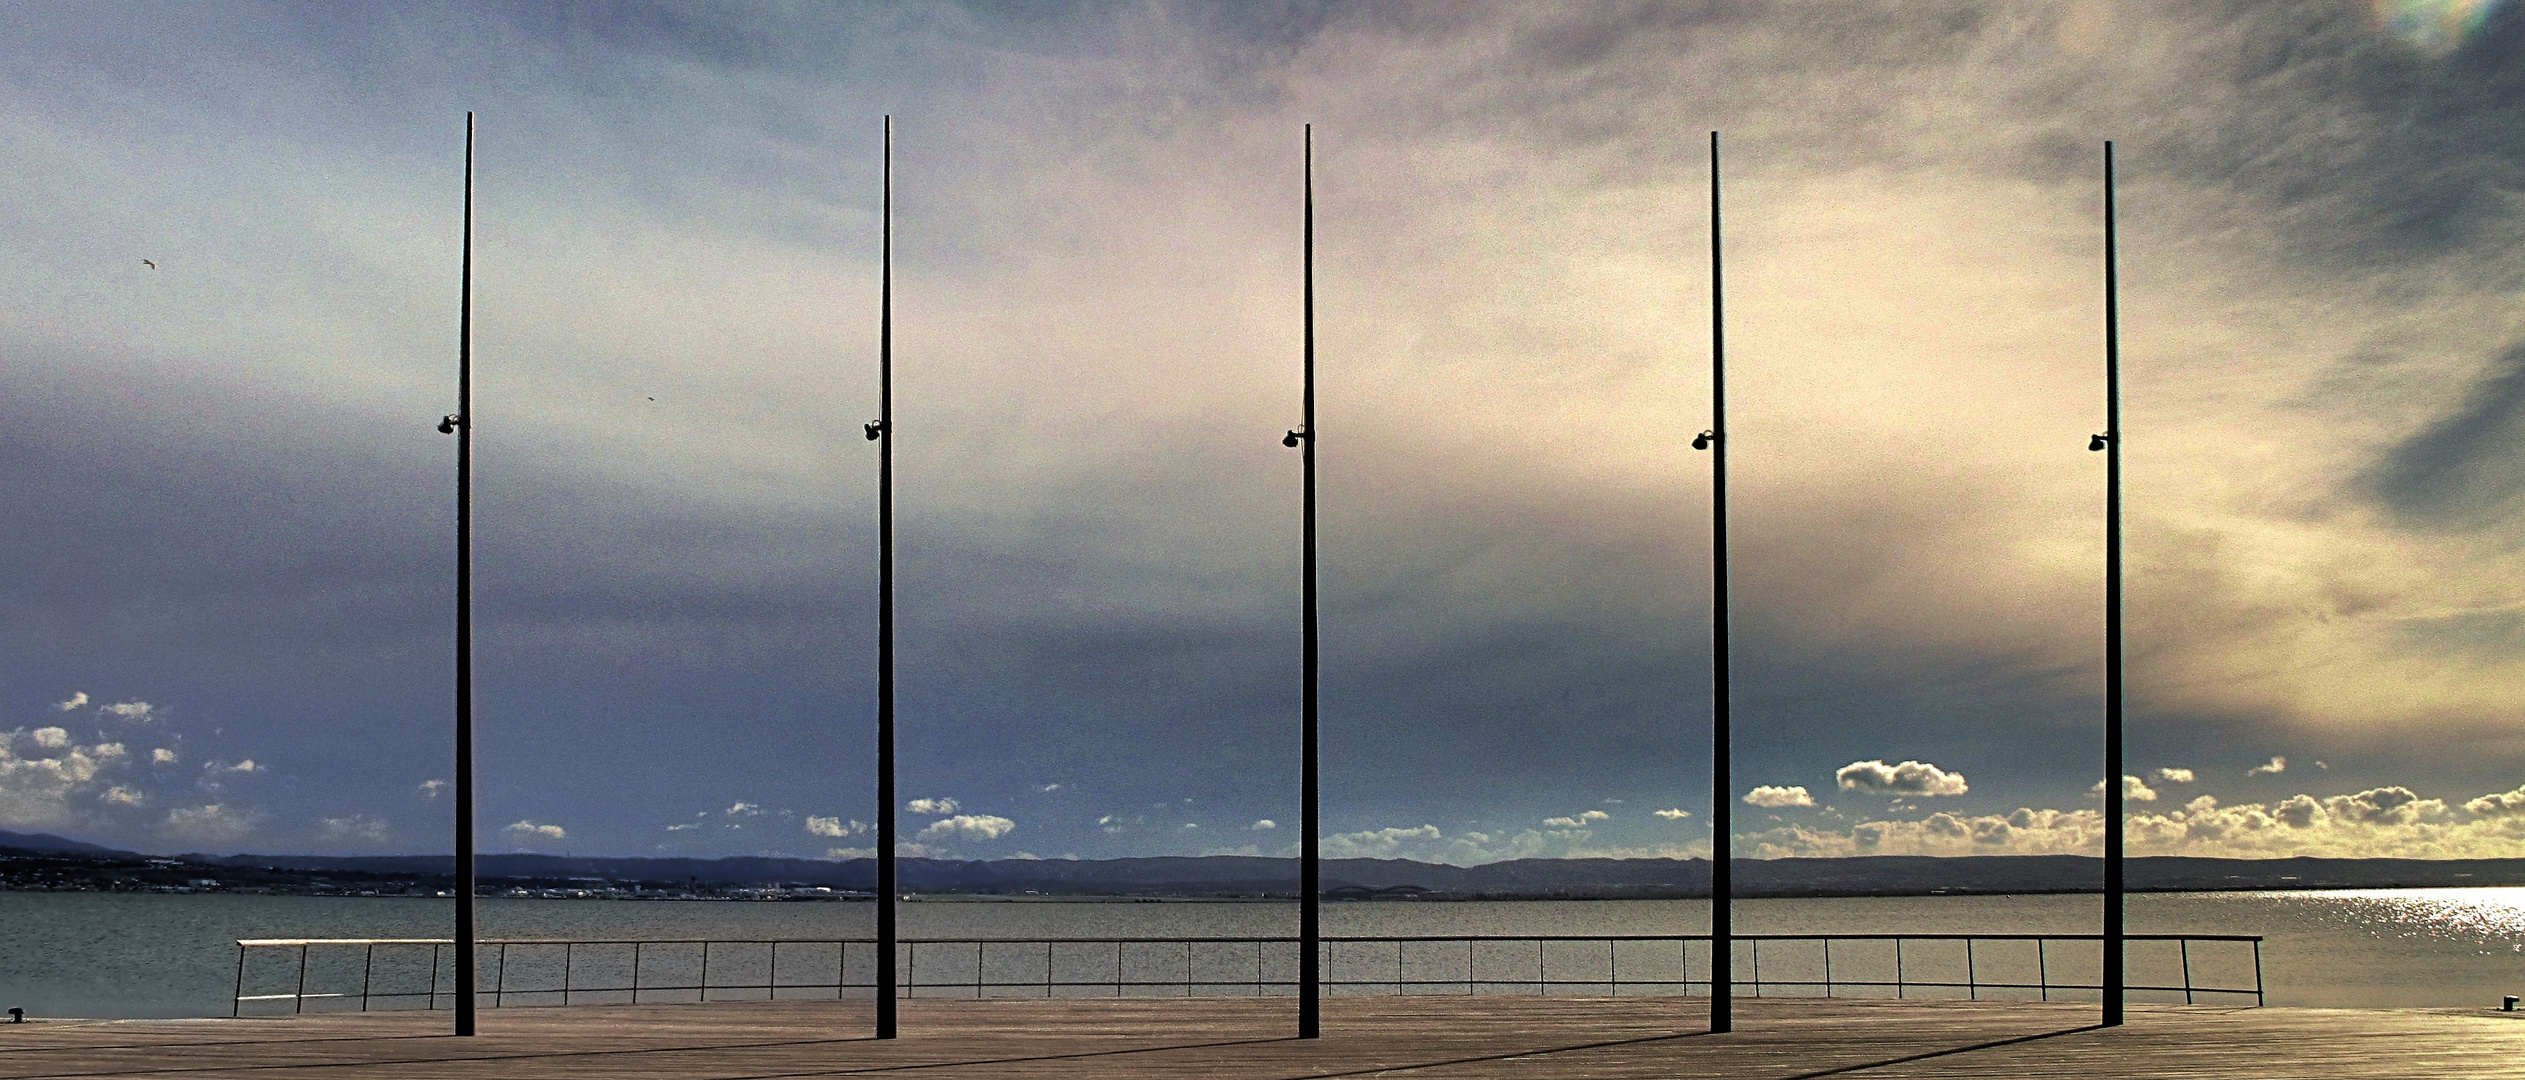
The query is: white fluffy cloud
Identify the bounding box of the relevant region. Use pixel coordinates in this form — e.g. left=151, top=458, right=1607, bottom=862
left=1739, top=781, right=2525, bottom=859
left=916, top=814, right=1016, bottom=841
left=151, top=748, right=178, bottom=765
left=1654, top=808, right=1693, bottom=819
left=2102, top=775, right=2159, bottom=802
left=726, top=802, right=760, bottom=816
left=806, top=816, right=866, bottom=837
left=1744, top=786, right=1816, bottom=808
left=505, top=820, right=566, bottom=841
left=906, top=797, right=959, bottom=815
left=2, top=729, right=133, bottom=827
left=417, top=779, right=444, bottom=798
left=2156, top=768, right=2195, bottom=784
left=56, top=693, right=87, bottom=712
left=102, top=702, right=152, bottom=720
left=2250, top=757, right=2288, bottom=776
left=164, top=803, right=256, bottom=844
left=318, top=814, right=390, bottom=843
left=1542, top=810, right=1610, bottom=827
left=1835, top=760, right=1968, bottom=797
left=102, top=786, right=143, bottom=805
left=1318, top=825, right=1444, bottom=859
left=1251, top=819, right=1276, bottom=830
left=824, top=846, right=874, bottom=859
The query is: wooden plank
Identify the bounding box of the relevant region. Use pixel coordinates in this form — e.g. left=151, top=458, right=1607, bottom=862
left=6, top=997, right=2525, bottom=1078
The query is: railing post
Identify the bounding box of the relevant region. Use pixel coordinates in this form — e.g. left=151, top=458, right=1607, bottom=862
left=1750, top=938, right=1760, bottom=999
left=232, top=944, right=246, bottom=1018
left=1894, top=938, right=1904, bottom=1000
left=295, top=944, right=309, bottom=1014
left=1821, top=938, right=1831, bottom=999
left=768, top=942, right=778, bottom=1003
left=633, top=942, right=643, bottom=1005
left=1608, top=939, right=1618, bottom=997
left=700, top=941, right=710, bottom=1003
left=361, top=944, right=375, bottom=1012
left=2038, top=938, right=2049, bottom=1002
left=1466, top=939, right=1475, bottom=997
left=1051, top=942, right=1059, bottom=999
left=563, top=942, right=573, bottom=1006
left=428, top=943, right=441, bottom=1011
left=1967, top=938, right=1977, bottom=1001
left=495, top=943, right=508, bottom=1009
left=2253, top=939, right=2264, bottom=1007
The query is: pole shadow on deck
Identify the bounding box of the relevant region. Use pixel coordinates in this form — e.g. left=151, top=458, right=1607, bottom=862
left=438, top=110, right=479, bottom=1039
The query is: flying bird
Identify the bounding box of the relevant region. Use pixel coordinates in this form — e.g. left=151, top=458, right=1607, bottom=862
left=141, top=260, right=156, bottom=270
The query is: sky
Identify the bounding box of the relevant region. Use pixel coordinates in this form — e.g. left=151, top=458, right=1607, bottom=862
left=7, top=0, right=2525, bottom=865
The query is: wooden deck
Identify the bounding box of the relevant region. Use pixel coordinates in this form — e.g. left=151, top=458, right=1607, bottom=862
left=6, top=996, right=2525, bottom=1078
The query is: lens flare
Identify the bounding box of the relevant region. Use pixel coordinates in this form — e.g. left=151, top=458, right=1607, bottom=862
left=2374, top=0, right=2505, bottom=55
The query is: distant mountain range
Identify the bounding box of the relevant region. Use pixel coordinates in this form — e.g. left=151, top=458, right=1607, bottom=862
left=8, top=828, right=2525, bottom=898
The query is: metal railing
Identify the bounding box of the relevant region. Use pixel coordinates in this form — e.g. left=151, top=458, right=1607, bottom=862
left=233, top=933, right=2261, bottom=1015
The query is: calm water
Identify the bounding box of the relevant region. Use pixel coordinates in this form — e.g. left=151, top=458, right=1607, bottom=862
left=9, top=889, right=2525, bottom=1017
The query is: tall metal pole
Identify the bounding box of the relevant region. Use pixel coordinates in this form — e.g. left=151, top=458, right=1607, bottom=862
left=1696, top=129, right=1733, bottom=1036
left=443, top=111, right=478, bottom=1039
left=871, top=114, right=899, bottom=1041
left=1295, top=122, right=1322, bottom=1041
left=2096, top=139, right=2125, bottom=1029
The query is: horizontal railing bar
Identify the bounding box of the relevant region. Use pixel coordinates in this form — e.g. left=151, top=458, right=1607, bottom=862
left=241, top=933, right=2264, bottom=947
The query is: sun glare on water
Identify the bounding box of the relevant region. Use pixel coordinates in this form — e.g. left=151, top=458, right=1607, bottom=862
left=2311, top=887, right=2525, bottom=945
left=2374, top=0, right=2505, bottom=55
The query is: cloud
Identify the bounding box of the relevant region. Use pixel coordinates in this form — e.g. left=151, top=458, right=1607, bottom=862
left=56, top=693, right=86, bottom=712
left=317, top=814, right=390, bottom=843
left=824, top=846, right=874, bottom=859
left=1744, top=786, right=1816, bottom=808
left=806, top=815, right=866, bottom=837
left=2156, top=768, right=2196, bottom=784
left=2250, top=757, right=2289, bottom=776
left=2095, top=775, right=2160, bottom=802
left=1835, top=760, right=1968, bottom=797
left=1318, top=825, right=1445, bottom=859
left=1542, top=809, right=1610, bottom=827
left=666, top=822, right=699, bottom=831
left=1743, top=782, right=2519, bottom=859
left=103, top=786, right=143, bottom=805
left=102, top=702, right=152, bottom=720
left=417, top=779, right=444, bottom=798
left=152, top=748, right=178, bottom=765
left=2, top=731, right=135, bottom=827
left=165, top=803, right=256, bottom=844
left=1250, top=819, right=1276, bottom=830
left=505, top=820, right=567, bottom=841
left=906, top=797, right=959, bottom=815
left=916, top=814, right=1016, bottom=841
left=214, top=759, right=261, bottom=774
left=1654, top=808, right=1692, bottom=819
left=725, top=802, right=760, bottom=816
left=1037, top=783, right=1063, bottom=793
